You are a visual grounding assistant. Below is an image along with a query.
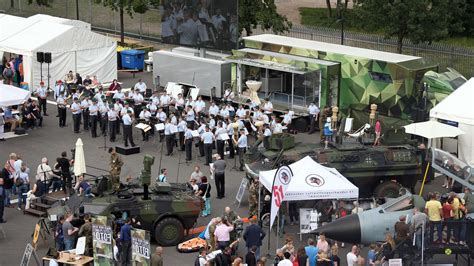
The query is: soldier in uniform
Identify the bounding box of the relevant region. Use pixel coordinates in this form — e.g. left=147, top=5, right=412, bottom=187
left=78, top=214, right=93, bottom=256
left=108, top=147, right=123, bottom=190
left=248, top=177, right=259, bottom=217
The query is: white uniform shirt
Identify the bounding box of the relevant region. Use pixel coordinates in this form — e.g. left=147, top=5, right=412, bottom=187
left=36, top=86, right=47, bottom=98
left=132, top=93, right=144, bottom=104
left=151, top=96, right=160, bottom=106
left=134, top=82, right=147, bottom=93
left=201, top=131, right=214, bottom=144
left=209, top=105, right=220, bottom=116
left=237, top=134, right=248, bottom=148
left=139, top=110, right=151, bottom=122
left=263, top=102, right=273, bottom=114
left=178, top=120, right=187, bottom=132
left=215, top=127, right=228, bottom=140
left=157, top=111, right=167, bottom=122
left=89, top=104, right=99, bottom=116
left=236, top=108, right=247, bottom=119
left=186, top=100, right=196, bottom=108
left=176, top=97, right=185, bottom=108
left=113, top=91, right=125, bottom=100
left=194, top=100, right=206, bottom=113
left=122, top=113, right=133, bottom=125
left=308, top=104, right=320, bottom=115
left=56, top=96, right=66, bottom=107
left=186, top=110, right=195, bottom=122
left=108, top=110, right=118, bottom=121
left=220, top=109, right=229, bottom=118
left=160, top=95, right=171, bottom=106
left=71, top=102, right=81, bottom=114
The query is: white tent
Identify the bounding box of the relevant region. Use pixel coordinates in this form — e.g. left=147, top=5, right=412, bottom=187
left=259, top=156, right=359, bottom=201
left=0, top=15, right=117, bottom=90
left=0, top=84, right=31, bottom=107
left=430, top=78, right=474, bottom=165
left=27, top=14, right=91, bottom=30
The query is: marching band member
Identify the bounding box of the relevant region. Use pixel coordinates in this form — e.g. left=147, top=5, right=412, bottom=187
left=201, top=126, right=215, bottom=165
left=236, top=104, right=247, bottom=120
left=108, top=104, right=118, bottom=142
left=185, top=105, right=195, bottom=129
left=175, top=93, right=186, bottom=113
left=197, top=121, right=207, bottom=157
left=225, top=102, right=235, bottom=118
left=89, top=98, right=99, bottom=138
left=80, top=96, right=91, bottom=131
left=177, top=117, right=187, bottom=151
left=209, top=102, right=220, bottom=117
left=222, top=88, right=234, bottom=103
left=208, top=115, right=216, bottom=130
left=113, top=87, right=125, bottom=101
left=157, top=107, right=167, bottom=142
left=236, top=129, right=248, bottom=171
left=122, top=109, right=136, bottom=147
left=194, top=96, right=206, bottom=118
left=132, top=89, right=144, bottom=118
left=164, top=118, right=174, bottom=156
left=219, top=104, right=229, bottom=120
left=139, top=107, right=152, bottom=141
left=70, top=97, right=82, bottom=134
left=151, top=91, right=160, bottom=106
left=99, top=98, right=108, bottom=136
left=56, top=91, right=67, bottom=128
left=214, top=121, right=228, bottom=160
left=262, top=98, right=273, bottom=116
left=185, top=96, right=195, bottom=109
left=134, top=79, right=147, bottom=95
left=36, top=81, right=48, bottom=116
left=159, top=91, right=171, bottom=112
left=184, top=125, right=194, bottom=162
left=94, top=87, right=105, bottom=104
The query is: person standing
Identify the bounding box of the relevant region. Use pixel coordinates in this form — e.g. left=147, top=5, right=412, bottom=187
left=57, top=152, right=71, bottom=195
left=80, top=96, right=91, bottom=131
left=56, top=91, right=67, bottom=127
left=411, top=207, right=428, bottom=249
left=184, top=125, right=194, bottom=162
left=201, top=126, right=215, bottom=165
left=55, top=215, right=65, bottom=251
left=78, top=214, right=93, bottom=256
left=89, top=98, right=99, bottom=138
left=63, top=213, right=79, bottom=250
left=0, top=163, right=13, bottom=208
left=197, top=176, right=211, bottom=217
left=373, top=119, right=382, bottom=146
left=215, top=122, right=227, bottom=160
left=164, top=119, right=174, bottom=156
left=245, top=246, right=257, bottom=266
left=0, top=178, right=5, bottom=223
left=36, top=81, right=48, bottom=116
left=99, top=99, right=108, bottom=136
left=346, top=245, right=359, bottom=266
left=177, top=117, right=187, bottom=151
left=425, top=193, right=443, bottom=243
left=151, top=246, right=163, bottom=266
left=122, top=109, right=136, bottom=147
left=70, top=97, right=82, bottom=133
left=213, top=155, right=226, bottom=199
left=109, top=148, right=123, bottom=190
left=236, top=129, right=247, bottom=171
left=214, top=218, right=234, bottom=250
left=108, top=104, right=118, bottom=142
left=120, top=218, right=132, bottom=266
left=304, top=239, right=318, bottom=266
left=15, top=162, right=30, bottom=211
left=243, top=218, right=266, bottom=260
left=307, top=102, right=320, bottom=134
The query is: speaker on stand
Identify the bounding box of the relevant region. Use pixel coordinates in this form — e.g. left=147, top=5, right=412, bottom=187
left=37, top=52, right=44, bottom=84
left=44, top=53, right=52, bottom=90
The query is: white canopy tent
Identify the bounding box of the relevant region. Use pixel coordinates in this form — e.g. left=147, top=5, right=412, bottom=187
left=0, top=84, right=31, bottom=107
left=0, top=15, right=117, bottom=90
left=27, top=14, right=91, bottom=30
left=259, top=156, right=359, bottom=201
left=430, top=78, right=474, bottom=165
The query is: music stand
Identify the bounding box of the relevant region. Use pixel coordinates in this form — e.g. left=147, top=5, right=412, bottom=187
left=98, top=125, right=108, bottom=151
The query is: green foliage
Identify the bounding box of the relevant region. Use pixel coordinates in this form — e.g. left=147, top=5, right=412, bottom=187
left=239, top=0, right=292, bottom=35
left=462, top=0, right=474, bottom=35
left=354, top=0, right=452, bottom=53
left=101, top=0, right=160, bottom=16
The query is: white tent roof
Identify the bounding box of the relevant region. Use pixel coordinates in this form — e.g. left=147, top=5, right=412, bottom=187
left=0, top=14, right=32, bottom=42
left=430, top=78, right=474, bottom=125
left=0, top=84, right=31, bottom=107
left=259, top=156, right=359, bottom=201
left=28, top=14, right=91, bottom=30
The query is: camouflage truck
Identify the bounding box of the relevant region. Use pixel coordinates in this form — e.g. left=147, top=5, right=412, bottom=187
left=244, top=134, right=423, bottom=198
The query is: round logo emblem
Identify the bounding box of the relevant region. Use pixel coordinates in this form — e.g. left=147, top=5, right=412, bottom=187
left=305, top=174, right=325, bottom=187
left=277, top=167, right=292, bottom=185
left=444, top=248, right=452, bottom=256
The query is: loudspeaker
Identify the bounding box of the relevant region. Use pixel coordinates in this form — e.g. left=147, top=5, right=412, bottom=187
left=36, top=52, right=44, bottom=63
left=44, top=52, right=52, bottom=63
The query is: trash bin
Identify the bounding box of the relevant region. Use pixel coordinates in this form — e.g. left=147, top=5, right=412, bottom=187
left=120, top=49, right=145, bottom=70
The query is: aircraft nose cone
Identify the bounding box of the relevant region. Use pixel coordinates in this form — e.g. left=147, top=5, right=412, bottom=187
left=314, top=214, right=361, bottom=244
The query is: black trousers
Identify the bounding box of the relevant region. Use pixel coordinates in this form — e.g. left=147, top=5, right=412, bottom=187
left=309, top=114, right=317, bottom=133
left=109, top=120, right=117, bottom=141
left=204, top=143, right=213, bottom=165
left=185, top=139, right=193, bottom=161
left=0, top=196, right=4, bottom=221
left=58, top=107, right=67, bottom=127
left=123, top=125, right=135, bottom=146
left=216, top=140, right=225, bottom=159
left=38, top=98, right=47, bottom=114
left=100, top=114, right=107, bottom=135
left=179, top=132, right=185, bottom=150
left=61, top=172, right=72, bottom=196
left=215, top=172, right=225, bottom=198
left=199, top=141, right=205, bottom=156
left=83, top=110, right=90, bottom=130
left=90, top=115, right=98, bottom=137
left=121, top=240, right=132, bottom=266
left=228, top=135, right=235, bottom=158
left=72, top=113, right=81, bottom=133
left=141, top=129, right=149, bottom=141
left=165, top=135, right=174, bottom=155
left=238, top=147, right=246, bottom=170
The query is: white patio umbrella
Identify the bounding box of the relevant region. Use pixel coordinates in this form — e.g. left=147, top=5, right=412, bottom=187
left=246, top=80, right=262, bottom=105
left=0, top=83, right=31, bottom=107
left=74, top=138, right=87, bottom=176
left=403, top=120, right=465, bottom=139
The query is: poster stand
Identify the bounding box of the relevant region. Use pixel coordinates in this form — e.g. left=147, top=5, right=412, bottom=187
left=20, top=243, right=41, bottom=266
left=298, top=208, right=319, bottom=241
left=234, top=177, right=248, bottom=208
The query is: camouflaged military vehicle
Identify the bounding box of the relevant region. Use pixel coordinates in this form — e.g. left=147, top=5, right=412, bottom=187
left=244, top=134, right=423, bottom=198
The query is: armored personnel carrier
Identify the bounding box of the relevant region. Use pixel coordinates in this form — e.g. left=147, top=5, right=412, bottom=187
left=49, top=155, right=203, bottom=246
left=244, top=134, right=423, bottom=198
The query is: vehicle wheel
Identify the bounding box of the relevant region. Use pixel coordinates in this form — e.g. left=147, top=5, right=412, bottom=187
left=374, top=181, right=402, bottom=198
left=154, top=217, right=184, bottom=246
left=260, top=213, right=270, bottom=228
left=293, top=117, right=308, bottom=133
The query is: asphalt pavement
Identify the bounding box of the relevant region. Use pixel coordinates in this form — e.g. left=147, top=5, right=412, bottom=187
left=0, top=71, right=460, bottom=265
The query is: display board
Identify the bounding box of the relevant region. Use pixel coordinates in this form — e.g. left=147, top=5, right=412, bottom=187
left=20, top=243, right=40, bottom=266
left=132, top=228, right=151, bottom=266
left=299, top=208, right=319, bottom=240
left=160, top=0, right=238, bottom=51
left=92, top=215, right=113, bottom=266
left=235, top=177, right=248, bottom=207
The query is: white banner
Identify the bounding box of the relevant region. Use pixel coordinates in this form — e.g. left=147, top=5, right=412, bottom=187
left=270, top=165, right=293, bottom=229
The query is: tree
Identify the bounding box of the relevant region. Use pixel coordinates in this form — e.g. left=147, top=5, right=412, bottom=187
left=355, top=0, right=452, bottom=53
left=239, top=0, right=292, bottom=36
left=101, top=0, right=159, bottom=45
left=326, top=0, right=332, bottom=18
left=27, top=0, right=49, bottom=6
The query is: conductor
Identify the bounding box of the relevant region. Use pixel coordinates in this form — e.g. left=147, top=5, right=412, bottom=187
left=122, top=109, right=136, bottom=147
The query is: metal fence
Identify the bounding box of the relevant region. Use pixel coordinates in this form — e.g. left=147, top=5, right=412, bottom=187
left=253, top=25, right=474, bottom=77
left=2, top=0, right=473, bottom=76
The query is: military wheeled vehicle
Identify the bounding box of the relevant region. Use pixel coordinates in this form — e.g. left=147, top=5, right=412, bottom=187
left=244, top=133, right=423, bottom=198
left=49, top=155, right=203, bottom=246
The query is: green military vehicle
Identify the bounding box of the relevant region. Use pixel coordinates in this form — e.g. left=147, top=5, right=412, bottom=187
left=53, top=155, right=202, bottom=246
left=244, top=133, right=423, bottom=198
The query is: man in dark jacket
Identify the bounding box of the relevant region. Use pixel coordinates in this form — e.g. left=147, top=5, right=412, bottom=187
left=243, top=218, right=265, bottom=260
left=214, top=246, right=232, bottom=266
left=245, top=246, right=257, bottom=266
